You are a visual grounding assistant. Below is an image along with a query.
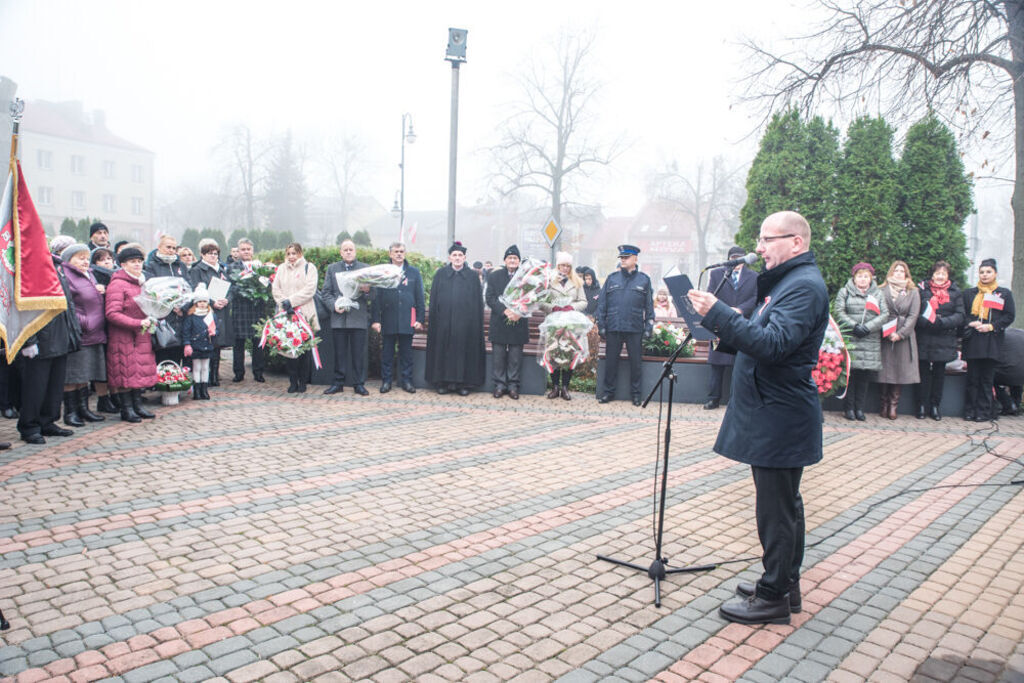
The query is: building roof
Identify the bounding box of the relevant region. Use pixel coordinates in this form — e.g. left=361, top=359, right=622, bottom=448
left=20, top=99, right=152, bottom=154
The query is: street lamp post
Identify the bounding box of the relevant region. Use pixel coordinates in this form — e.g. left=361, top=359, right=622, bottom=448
left=392, top=113, right=416, bottom=234
left=445, top=28, right=467, bottom=246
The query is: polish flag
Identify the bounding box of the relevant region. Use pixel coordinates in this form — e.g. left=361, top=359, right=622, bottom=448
left=921, top=301, right=936, bottom=323
left=982, top=292, right=1005, bottom=311
left=864, top=294, right=880, bottom=315
left=882, top=318, right=898, bottom=338
left=408, top=221, right=418, bottom=245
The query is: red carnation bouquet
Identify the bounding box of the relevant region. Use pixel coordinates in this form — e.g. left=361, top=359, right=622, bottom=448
left=155, top=361, right=192, bottom=392
left=258, top=311, right=323, bottom=367
left=812, top=316, right=851, bottom=398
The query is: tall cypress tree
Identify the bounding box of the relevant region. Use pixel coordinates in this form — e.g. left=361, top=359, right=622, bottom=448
left=897, top=115, right=973, bottom=287
left=827, top=116, right=900, bottom=293
left=264, top=130, right=307, bottom=237
left=737, top=109, right=839, bottom=259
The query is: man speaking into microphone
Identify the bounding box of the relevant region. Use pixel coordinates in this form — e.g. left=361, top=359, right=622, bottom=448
left=688, top=211, right=829, bottom=625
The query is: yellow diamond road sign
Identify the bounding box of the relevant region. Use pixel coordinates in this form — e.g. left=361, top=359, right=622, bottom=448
left=542, top=217, right=562, bottom=247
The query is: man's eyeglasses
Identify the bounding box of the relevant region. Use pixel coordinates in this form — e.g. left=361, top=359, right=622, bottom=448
left=756, top=234, right=796, bottom=245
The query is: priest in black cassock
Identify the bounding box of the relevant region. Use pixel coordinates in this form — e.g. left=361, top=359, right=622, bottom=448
left=425, top=242, right=486, bottom=395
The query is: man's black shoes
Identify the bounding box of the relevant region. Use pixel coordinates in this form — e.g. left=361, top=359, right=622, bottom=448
left=843, top=409, right=856, bottom=421
left=353, top=385, right=369, bottom=396
left=233, top=374, right=244, bottom=382
left=401, top=382, right=416, bottom=394
left=632, top=396, right=642, bottom=407
left=21, top=433, right=45, bottom=445
left=254, top=373, right=266, bottom=383
left=457, top=387, right=470, bottom=396
left=703, top=399, right=720, bottom=410
left=735, top=581, right=801, bottom=613
left=720, top=594, right=791, bottom=625
left=598, top=394, right=612, bottom=404
left=508, top=389, right=519, bottom=400
left=855, top=410, right=866, bottom=421
left=323, top=383, right=343, bottom=395
left=380, top=382, right=392, bottom=393
left=41, top=424, right=74, bottom=437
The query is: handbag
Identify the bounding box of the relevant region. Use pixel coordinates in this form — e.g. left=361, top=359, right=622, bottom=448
left=153, top=319, right=181, bottom=349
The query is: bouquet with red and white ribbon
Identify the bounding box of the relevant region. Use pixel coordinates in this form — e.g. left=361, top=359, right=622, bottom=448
left=134, top=277, right=193, bottom=319
left=538, top=310, right=594, bottom=372
left=258, top=311, right=323, bottom=368
left=499, top=258, right=556, bottom=316
left=812, top=316, right=851, bottom=399
left=334, top=264, right=403, bottom=311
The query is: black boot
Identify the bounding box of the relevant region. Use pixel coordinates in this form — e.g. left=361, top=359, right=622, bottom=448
left=200, top=383, right=211, bottom=400
left=131, top=389, right=155, bottom=419
left=63, top=391, right=85, bottom=427
left=78, top=387, right=105, bottom=422
left=916, top=404, right=926, bottom=420
left=209, top=356, right=221, bottom=387
left=96, top=394, right=119, bottom=414
left=118, top=393, right=141, bottom=423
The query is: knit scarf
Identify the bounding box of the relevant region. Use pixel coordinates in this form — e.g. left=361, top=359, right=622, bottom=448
left=928, top=279, right=951, bottom=307
left=971, top=280, right=999, bottom=321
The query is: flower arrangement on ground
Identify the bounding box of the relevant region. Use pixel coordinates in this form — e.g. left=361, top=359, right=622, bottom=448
left=155, top=361, right=192, bottom=392
left=642, top=322, right=695, bottom=357
left=812, top=316, right=851, bottom=398
left=230, top=263, right=277, bottom=302
left=258, top=311, right=322, bottom=364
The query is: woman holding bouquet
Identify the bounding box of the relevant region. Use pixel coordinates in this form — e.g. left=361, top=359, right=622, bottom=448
left=914, top=260, right=965, bottom=420
left=105, top=247, right=158, bottom=423
left=539, top=253, right=588, bottom=400
left=834, top=262, right=888, bottom=421
left=189, top=241, right=233, bottom=386
left=272, top=242, right=320, bottom=394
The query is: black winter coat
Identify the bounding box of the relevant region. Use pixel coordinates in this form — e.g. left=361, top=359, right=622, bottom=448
left=700, top=251, right=829, bottom=469
left=961, top=286, right=1016, bottom=360
left=425, top=265, right=486, bottom=386
left=371, top=263, right=425, bottom=335
left=182, top=313, right=216, bottom=359
left=994, top=328, right=1024, bottom=386
left=189, top=261, right=235, bottom=347
left=915, top=281, right=966, bottom=363
left=706, top=265, right=758, bottom=365
left=27, top=257, right=81, bottom=359
left=485, top=267, right=530, bottom=345
left=578, top=267, right=601, bottom=316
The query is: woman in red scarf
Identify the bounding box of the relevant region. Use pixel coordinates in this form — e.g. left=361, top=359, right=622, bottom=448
left=914, top=261, right=965, bottom=420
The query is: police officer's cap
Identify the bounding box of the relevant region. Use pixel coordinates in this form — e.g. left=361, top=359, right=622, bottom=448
left=617, top=244, right=640, bottom=256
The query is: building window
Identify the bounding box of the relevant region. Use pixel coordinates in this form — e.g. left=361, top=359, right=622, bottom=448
left=131, top=197, right=144, bottom=215
left=132, top=164, right=144, bottom=183
left=71, top=155, right=85, bottom=175
left=103, top=161, right=115, bottom=179
left=37, top=150, right=52, bottom=170
left=37, top=187, right=53, bottom=205
left=103, top=194, right=116, bottom=212
left=71, top=191, right=85, bottom=210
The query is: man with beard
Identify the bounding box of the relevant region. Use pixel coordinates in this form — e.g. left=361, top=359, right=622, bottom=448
left=485, top=245, right=528, bottom=399
left=425, top=242, right=486, bottom=395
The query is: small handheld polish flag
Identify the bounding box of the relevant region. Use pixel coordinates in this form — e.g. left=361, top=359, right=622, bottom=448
left=882, top=318, right=898, bottom=338
left=864, top=294, right=881, bottom=315
left=921, top=301, right=936, bottom=323
left=982, top=292, right=1005, bottom=311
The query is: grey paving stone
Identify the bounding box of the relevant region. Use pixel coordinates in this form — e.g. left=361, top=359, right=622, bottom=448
left=789, top=659, right=834, bottom=682
left=176, top=665, right=216, bottom=683
left=54, top=640, right=87, bottom=658
left=204, top=635, right=252, bottom=659
left=207, top=649, right=258, bottom=675
left=26, top=650, right=58, bottom=667
left=628, top=651, right=675, bottom=676
left=122, top=659, right=179, bottom=683
left=172, top=650, right=210, bottom=669
left=253, top=635, right=301, bottom=658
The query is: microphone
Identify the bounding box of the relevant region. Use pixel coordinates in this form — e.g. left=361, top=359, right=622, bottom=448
left=701, top=253, right=759, bottom=272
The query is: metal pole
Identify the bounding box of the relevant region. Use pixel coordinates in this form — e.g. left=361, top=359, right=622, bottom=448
left=447, top=62, right=460, bottom=246
left=399, top=114, right=406, bottom=232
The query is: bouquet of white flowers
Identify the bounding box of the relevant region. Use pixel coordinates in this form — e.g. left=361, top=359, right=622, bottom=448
left=134, top=277, right=193, bottom=319
left=538, top=310, right=594, bottom=371
left=334, top=264, right=404, bottom=311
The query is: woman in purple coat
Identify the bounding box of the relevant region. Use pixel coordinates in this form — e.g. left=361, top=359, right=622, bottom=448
left=105, top=247, right=158, bottom=422
left=59, top=244, right=108, bottom=426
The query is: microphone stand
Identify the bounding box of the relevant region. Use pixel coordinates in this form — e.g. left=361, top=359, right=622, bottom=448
left=596, top=270, right=732, bottom=607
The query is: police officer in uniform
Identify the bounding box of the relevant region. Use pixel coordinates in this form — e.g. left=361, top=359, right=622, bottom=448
left=596, top=244, right=654, bottom=406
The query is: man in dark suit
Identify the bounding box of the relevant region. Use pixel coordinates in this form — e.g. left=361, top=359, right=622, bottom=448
left=705, top=246, right=758, bottom=409
left=320, top=240, right=371, bottom=395
left=371, top=241, right=425, bottom=394
left=596, top=244, right=654, bottom=406
left=689, top=211, right=829, bottom=625
left=485, top=245, right=529, bottom=399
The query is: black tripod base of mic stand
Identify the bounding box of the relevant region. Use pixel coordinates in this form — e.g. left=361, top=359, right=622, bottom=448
left=596, top=554, right=718, bottom=607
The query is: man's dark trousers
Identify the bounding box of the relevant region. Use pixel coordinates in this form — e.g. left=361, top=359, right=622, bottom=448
left=707, top=364, right=727, bottom=401
left=752, top=466, right=804, bottom=601
left=332, top=328, right=367, bottom=387
left=17, top=355, right=66, bottom=438
left=602, top=331, right=642, bottom=397
left=381, top=333, right=413, bottom=384
left=232, top=336, right=265, bottom=378
left=492, top=343, right=523, bottom=392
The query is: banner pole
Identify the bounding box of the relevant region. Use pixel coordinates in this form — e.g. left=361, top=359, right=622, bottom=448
left=9, top=98, right=23, bottom=165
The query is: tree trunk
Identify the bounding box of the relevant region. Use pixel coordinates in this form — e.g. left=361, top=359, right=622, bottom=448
left=1010, top=0, right=1024, bottom=328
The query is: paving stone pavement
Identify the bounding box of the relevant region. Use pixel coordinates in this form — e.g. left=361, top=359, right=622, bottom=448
left=1, top=375, right=1023, bottom=682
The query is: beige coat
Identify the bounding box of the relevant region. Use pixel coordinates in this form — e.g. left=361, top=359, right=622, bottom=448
left=272, top=258, right=320, bottom=331
left=541, top=275, right=587, bottom=313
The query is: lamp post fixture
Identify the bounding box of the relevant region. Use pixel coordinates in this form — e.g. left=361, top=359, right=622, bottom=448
left=395, top=113, right=416, bottom=233
left=445, top=28, right=467, bottom=246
